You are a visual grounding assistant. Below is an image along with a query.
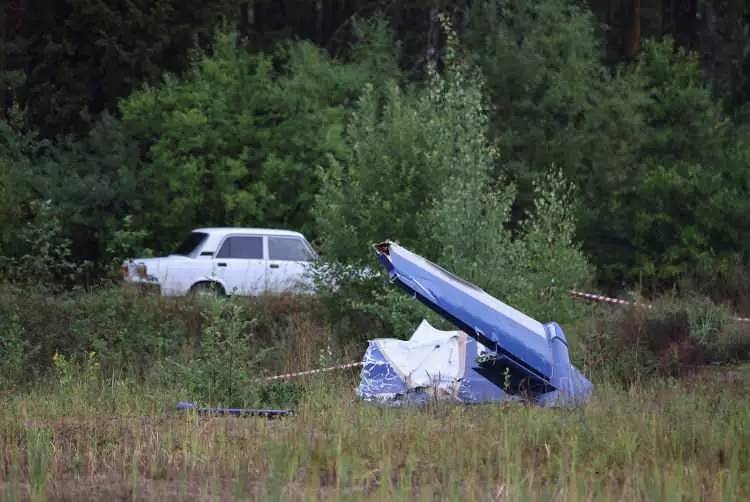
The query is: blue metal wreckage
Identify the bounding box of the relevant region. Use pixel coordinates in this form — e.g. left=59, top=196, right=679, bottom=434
left=358, top=241, right=593, bottom=407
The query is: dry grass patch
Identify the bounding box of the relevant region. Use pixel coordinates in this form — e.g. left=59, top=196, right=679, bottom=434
left=1, top=369, right=749, bottom=501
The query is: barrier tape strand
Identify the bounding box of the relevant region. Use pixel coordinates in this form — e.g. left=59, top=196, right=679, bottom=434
left=567, top=289, right=750, bottom=323
left=262, top=361, right=363, bottom=382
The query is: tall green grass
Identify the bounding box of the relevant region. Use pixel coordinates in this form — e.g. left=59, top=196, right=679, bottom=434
left=2, top=285, right=750, bottom=499
left=0, top=370, right=748, bottom=500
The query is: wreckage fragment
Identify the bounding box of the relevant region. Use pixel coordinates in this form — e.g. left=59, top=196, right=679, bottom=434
left=359, top=241, right=592, bottom=407
left=358, top=319, right=522, bottom=405
left=176, top=401, right=294, bottom=418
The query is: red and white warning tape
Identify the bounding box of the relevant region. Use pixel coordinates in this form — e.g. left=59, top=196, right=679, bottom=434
left=261, top=361, right=363, bottom=382
left=567, top=289, right=653, bottom=309
left=567, top=289, right=750, bottom=323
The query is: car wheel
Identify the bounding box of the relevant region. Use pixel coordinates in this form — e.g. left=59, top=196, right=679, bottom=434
left=189, top=282, right=226, bottom=299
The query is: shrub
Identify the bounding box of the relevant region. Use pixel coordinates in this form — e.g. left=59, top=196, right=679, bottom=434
left=1, top=200, right=90, bottom=290
left=579, top=293, right=750, bottom=383
left=0, top=284, right=200, bottom=382
left=170, top=299, right=270, bottom=407
left=0, top=283, right=351, bottom=406
left=0, top=312, right=28, bottom=387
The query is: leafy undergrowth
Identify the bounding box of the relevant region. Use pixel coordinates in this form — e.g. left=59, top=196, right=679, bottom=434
left=574, top=292, right=750, bottom=384
left=1, top=370, right=748, bottom=501
left=0, top=284, right=365, bottom=393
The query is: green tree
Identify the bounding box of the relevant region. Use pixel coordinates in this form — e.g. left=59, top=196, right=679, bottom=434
left=0, top=110, right=46, bottom=260
left=465, top=0, right=750, bottom=288
left=608, top=40, right=750, bottom=284
left=314, top=81, right=441, bottom=264
left=315, top=17, right=591, bottom=330
left=0, top=108, right=149, bottom=277
left=463, top=0, right=642, bottom=283
left=121, top=28, right=399, bottom=252
left=1, top=0, right=237, bottom=137
left=31, top=114, right=142, bottom=263
left=464, top=0, right=610, bottom=199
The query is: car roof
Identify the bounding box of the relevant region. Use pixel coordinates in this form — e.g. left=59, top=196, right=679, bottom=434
left=192, top=227, right=306, bottom=238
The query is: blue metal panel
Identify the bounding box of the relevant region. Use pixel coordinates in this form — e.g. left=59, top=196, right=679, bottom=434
left=358, top=343, right=410, bottom=399
left=176, top=402, right=294, bottom=418
left=539, top=322, right=593, bottom=406
left=374, top=242, right=560, bottom=396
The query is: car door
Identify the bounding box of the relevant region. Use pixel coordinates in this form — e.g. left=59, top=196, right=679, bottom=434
left=213, top=235, right=266, bottom=295
left=266, top=236, right=317, bottom=294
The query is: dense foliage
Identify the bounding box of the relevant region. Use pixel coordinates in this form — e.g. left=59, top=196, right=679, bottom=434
left=1, top=0, right=239, bottom=137
left=0, top=284, right=342, bottom=404
left=315, top=20, right=590, bottom=330
left=464, top=1, right=750, bottom=287
left=120, top=27, right=398, bottom=250
left=2, top=0, right=750, bottom=296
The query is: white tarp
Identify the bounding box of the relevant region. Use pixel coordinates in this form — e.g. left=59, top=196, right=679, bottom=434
left=374, top=320, right=467, bottom=394
left=357, top=320, right=511, bottom=404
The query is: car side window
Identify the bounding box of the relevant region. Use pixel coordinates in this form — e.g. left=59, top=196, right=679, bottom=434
left=216, top=236, right=263, bottom=259
left=268, top=237, right=315, bottom=262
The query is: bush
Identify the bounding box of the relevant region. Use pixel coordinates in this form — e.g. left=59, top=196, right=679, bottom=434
left=579, top=293, right=750, bottom=383
left=0, top=284, right=201, bottom=382
left=0, top=312, right=28, bottom=388
left=0, top=200, right=90, bottom=289
left=169, top=299, right=270, bottom=407
left=0, top=284, right=360, bottom=402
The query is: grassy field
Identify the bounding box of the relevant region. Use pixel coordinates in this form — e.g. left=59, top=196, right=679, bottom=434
left=1, top=367, right=749, bottom=501
left=2, top=286, right=750, bottom=500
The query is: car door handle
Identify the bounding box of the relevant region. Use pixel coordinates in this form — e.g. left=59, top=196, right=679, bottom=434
left=269, top=264, right=279, bottom=269
left=217, top=262, right=227, bottom=267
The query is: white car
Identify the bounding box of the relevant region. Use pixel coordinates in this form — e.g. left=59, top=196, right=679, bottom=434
left=122, top=228, right=318, bottom=296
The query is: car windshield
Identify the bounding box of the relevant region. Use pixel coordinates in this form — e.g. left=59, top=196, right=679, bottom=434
left=174, top=232, right=208, bottom=256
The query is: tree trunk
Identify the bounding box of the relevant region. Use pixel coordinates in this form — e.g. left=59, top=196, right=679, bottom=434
left=624, top=0, right=641, bottom=59
left=672, top=0, right=698, bottom=50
